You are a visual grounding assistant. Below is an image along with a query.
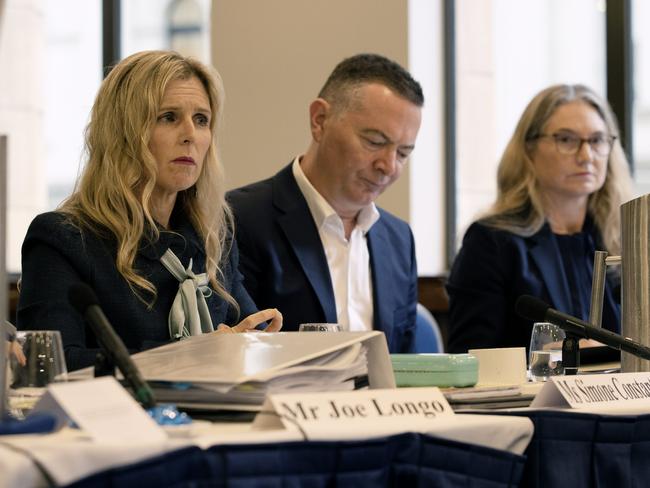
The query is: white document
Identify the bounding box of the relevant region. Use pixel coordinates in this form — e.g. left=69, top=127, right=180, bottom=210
left=31, top=376, right=167, bottom=443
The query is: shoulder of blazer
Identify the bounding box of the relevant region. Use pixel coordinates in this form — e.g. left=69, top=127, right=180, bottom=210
left=467, top=219, right=552, bottom=250
left=377, top=206, right=408, bottom=226
left=25, top=211, right=101, bottom=254
left=270, top=163, right=307, bottom=214
left=368, top=208, right=413, bottom=254
left=227, top=162, right=297, bottom=214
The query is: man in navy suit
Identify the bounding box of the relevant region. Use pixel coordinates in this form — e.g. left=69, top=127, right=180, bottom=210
left=228, top=54, right=423, bottom=352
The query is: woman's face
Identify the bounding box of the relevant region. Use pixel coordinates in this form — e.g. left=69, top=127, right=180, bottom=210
left=148, top=76, right=212, bottom=200
left=530, top=100, right=610, bottom=202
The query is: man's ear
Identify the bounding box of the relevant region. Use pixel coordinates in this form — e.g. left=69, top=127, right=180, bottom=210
left=309, top=98, right=330, bottom=143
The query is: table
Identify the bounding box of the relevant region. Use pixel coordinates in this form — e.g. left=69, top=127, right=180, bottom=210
left=0, top=413, right=532, bottom=487
left=501, top=407, right=650, bottom=488
left=65, top=432, right=525, bottom=488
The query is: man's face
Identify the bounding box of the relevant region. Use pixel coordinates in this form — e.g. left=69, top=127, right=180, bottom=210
left=309, top=83, right=422, bottom=218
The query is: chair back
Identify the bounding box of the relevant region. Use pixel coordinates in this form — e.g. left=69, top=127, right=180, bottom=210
left=413, top=303, right=444, bottom=353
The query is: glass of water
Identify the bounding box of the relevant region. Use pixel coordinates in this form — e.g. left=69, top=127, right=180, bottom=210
left=10, top=330, right=68, bottom=388
left=298, top=323, right=341, bottom=332
left=528, top=322, right=565, bottom=381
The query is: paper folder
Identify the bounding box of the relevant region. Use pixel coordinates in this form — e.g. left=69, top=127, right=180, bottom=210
left=126, top=331, right=395, bottom=410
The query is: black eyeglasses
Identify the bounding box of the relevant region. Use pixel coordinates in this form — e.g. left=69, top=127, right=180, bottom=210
left=532, top=132, right=616, bottom=157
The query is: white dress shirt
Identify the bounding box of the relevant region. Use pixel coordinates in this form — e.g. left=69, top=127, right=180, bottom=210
left=292, top=157, right=380, bottom=331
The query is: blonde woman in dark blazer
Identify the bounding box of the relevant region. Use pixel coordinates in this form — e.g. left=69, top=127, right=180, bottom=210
left=18, top=51, right=282, bottom=370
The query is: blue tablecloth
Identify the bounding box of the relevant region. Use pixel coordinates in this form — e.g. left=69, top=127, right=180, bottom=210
left=66, top=432, right=525, bottom=488
left=504, top=409, right=650, bottom=488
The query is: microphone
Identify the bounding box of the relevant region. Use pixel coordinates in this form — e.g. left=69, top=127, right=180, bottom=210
left=68, top=283, right=156, bottom=408
left=515, top=295, right=650, bottom=361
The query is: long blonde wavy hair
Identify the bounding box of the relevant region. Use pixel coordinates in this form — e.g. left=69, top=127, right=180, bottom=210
left=482, top=84, right=634, bottom=254
left=60, top=50, right=236, bottom=309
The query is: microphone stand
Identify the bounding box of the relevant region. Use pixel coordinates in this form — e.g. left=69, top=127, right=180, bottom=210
left=562, top=333, right=580, bottom=375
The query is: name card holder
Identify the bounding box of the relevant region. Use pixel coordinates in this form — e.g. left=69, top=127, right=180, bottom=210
left=252, top=387, right=454, bottom=439
left=31, top=376, right=167, bottom=443
left=531, top=372, right=650, bottom=410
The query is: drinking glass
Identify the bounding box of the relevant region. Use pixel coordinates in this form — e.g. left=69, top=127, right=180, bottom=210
left=10, top=330, right=68, bottom=388
left=298, top=323, right=341, bottom=332
left=528, top=322, right=565, bottom=381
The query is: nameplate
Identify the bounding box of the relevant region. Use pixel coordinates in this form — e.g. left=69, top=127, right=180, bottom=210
left=31, top=376, right=167, bottom=443
left=252, top=387, right=454, bottom=438
left=531, top=372, right=650, bottom=409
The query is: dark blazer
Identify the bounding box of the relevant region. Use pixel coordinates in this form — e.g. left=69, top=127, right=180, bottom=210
left=17, top=210, right=257, bottom=371
left=446, top=221, right=620, bottom=353
left=227, top=163, right=417, bottom=353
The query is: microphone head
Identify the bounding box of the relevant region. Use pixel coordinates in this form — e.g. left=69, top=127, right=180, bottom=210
left=68, top=282, right=99, bottom=315
left=515, top=295, right=549, bottom=322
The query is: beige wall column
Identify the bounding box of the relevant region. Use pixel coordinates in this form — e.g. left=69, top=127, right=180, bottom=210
left=211, top=0, right=411, bottom=220
left=212, top=1, right=446, bottom=274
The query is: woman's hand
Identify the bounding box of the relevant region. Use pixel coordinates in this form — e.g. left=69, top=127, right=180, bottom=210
left=215, top=308, right=283, bottom=334
left=9, top=340, right=26, bottom=366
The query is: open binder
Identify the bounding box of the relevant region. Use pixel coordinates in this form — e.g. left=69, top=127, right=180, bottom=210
left=128, top=331, right=395, bottom=411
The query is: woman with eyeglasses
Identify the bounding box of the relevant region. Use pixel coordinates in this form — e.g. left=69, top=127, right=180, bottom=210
left=446, top=84, right=635, bottom=353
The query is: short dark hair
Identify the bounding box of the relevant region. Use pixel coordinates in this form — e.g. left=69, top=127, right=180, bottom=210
left=318, top=53, right=424, bottom=109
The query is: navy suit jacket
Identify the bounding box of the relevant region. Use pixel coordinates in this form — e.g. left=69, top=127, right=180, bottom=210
left=446, top=221, right=620, bottom=353
left=17, top=210, right=257, bottom=370
left=227, top=163, right=417, bottom=353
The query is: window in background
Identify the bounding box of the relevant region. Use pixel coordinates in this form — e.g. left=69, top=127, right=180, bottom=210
left=0, top=0, right=101, bottom=272
left=454, top=0, right=606, bottom=251
left=0, top=0, right=212, bottom=273
left=122, top=0, right=211, bottom=62
left=45, top=1, right=102, bottom=211
left=632, top=0, right=650, bottom=195
left=46, top=0, right=213, bottom=215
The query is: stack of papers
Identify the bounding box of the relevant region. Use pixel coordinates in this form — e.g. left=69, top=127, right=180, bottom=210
left=127, top=331, right=380, bottom=411
left=149, top=344, right=368, bottom=409
left=442, top=384, right=539, bottom=410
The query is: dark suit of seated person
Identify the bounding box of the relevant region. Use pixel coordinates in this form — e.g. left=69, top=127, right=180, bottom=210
left=17, top=51, right=282, bottom=371
left=228, top=54, right=423, bottom=353
left=446, top=84, right=634, bottom=353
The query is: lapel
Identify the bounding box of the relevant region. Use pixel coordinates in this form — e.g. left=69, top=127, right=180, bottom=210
left=272, top=164, right=337, bottom=323
left=527, top=224, right=572, bottom=313
left=367, top=219, right=395, bottom=339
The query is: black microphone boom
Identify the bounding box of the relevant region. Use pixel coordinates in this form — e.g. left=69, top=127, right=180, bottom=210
left=515, top=295, right=650, bottom=361
left=68, top=283, right=156, bottom=408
